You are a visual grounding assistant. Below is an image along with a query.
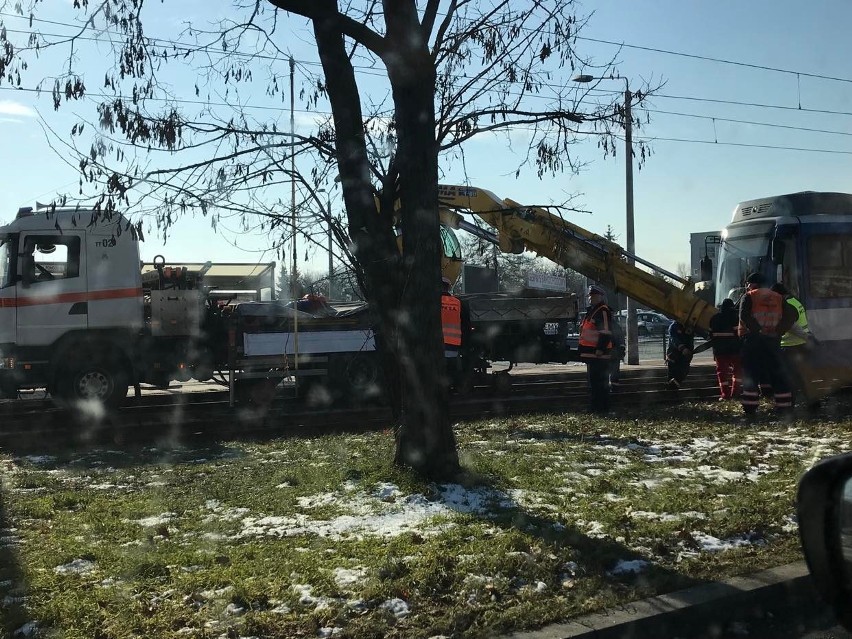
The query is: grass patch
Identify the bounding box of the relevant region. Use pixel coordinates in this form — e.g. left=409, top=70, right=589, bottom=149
left=0, top=398, right=848, bottom=637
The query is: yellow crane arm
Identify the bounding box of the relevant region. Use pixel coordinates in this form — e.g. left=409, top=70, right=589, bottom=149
left=437, top=184, right=716, bottom=334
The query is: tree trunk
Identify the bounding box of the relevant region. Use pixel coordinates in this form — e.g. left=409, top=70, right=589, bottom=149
left=384, top=3, right=459, bottom=478
left=312, top=6, right=458, bottom=478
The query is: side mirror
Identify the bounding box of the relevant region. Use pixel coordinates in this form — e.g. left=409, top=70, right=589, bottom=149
left=797, top=452, right=852, bottom=631
left=771, top=238, right=786, bottom=265
left=699, top=256, right=713, bottom=282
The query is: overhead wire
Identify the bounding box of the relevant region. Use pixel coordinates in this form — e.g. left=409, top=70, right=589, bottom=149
left=4, top=8, right=852, bottom=161
left=10, top=12, right=852, bottom=121
left=574, top=35, right=852, bottom=85
left=610, top=132, right=852, bottom=156
left=6, top=10, right=852, bottom=86
left=645, top=109, right=852, bottom=137
left=652, top=93, right=852, bottom=118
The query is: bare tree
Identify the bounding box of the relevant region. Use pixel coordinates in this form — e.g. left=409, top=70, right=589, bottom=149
left=0, top=0, right=653, bottom=478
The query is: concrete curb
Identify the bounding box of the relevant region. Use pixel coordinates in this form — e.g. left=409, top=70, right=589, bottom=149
left=505, top=561, right=830, bottom=639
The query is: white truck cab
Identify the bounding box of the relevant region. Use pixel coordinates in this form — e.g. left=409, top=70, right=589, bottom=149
left=0, top=205, right=145, bottom=404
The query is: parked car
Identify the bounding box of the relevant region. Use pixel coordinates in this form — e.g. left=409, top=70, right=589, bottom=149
left=615, top=310, right=670, bottom=336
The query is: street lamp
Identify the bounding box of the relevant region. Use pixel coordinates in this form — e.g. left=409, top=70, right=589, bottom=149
left=573, top=74, right=639, bottom=365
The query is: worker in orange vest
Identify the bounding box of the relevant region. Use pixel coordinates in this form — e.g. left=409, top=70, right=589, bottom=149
left=738, top=272, right=798, bottom=417
left=441, top=276, right=464, bottom=389
left=579, top=284, right=613, bottom=413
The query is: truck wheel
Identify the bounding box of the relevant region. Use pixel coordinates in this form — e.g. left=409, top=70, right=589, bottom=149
left=235, top=378, right=280, bottom=406
left=56, top=357, right=129, bottom=408
left=493, top=371, right=512, bottom=395
left=337, top=354, right=384, bottom=404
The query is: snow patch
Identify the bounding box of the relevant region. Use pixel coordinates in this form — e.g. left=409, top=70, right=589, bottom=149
left=54, top=559, right=96, bottom=575
left=333, top=567, right=366, bottom=589
left=380, top=597, right=410, bottom=618
left=609, top=559, right=650, bottom=575
left=128, top=513, right=175, bottom=527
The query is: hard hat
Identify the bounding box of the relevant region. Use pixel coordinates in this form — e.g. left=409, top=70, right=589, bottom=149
left=588, top=284, right=605, bottom=295
left=441, top=276, right=452, bottom=286
left=745, top=272, right=765, bottom=285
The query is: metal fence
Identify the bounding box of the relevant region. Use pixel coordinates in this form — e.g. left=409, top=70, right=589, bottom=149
left=627, top=334, right=713, bottom=364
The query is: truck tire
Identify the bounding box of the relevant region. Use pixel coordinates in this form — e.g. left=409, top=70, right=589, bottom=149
left=235, top=378, right=280, bottom=407
left=493, top=371, right=512, bottom=395
left=55, top=356, right=129, bottom=409
left=334, top=354, right=384, bottom=405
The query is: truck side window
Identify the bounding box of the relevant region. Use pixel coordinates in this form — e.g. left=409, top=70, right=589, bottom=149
left=23, top=235, right=81, bottom=284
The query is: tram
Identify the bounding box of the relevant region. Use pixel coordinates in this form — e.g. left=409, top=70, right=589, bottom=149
left=715, top=191, right=852, bottom=396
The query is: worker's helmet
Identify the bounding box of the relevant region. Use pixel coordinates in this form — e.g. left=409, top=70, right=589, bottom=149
left=441, top=276, right=452, bottom=289
left=745, top=272, right=765, bottom=286
left=588, top=284, right=605, bottom=296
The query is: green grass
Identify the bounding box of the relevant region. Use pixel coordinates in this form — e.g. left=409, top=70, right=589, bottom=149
left=0, top=398, right=849, bottom=638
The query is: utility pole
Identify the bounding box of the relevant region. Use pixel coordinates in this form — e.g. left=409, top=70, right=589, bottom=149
left=573, top=74, right=638, bottom=364
left=624, top=83, right=638, bottom=365
left=290, top=56, right=299, bottom=380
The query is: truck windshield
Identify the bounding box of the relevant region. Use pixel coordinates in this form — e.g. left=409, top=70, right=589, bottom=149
left=716, top=225, right=772, bottom=305
left=0, top=236, right=12, bottom=289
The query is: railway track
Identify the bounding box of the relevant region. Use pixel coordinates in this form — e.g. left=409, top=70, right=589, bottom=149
left=0, top=364, right=722, bottom=451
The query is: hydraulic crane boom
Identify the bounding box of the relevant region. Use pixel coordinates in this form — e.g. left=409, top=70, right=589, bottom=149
left=438, top=184, right=717, bottom=335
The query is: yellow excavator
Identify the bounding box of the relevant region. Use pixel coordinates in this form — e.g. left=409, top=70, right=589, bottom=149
left=435, top=184, right=717, bottom=335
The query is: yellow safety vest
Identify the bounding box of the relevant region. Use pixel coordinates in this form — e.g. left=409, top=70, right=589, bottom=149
left=780, top=296, right=809, bottom=347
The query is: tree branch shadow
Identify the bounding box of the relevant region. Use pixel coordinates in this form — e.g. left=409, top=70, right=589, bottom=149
left=0, top=471, right=33, bottom=636
left=429, top=468, right=708, bottom=630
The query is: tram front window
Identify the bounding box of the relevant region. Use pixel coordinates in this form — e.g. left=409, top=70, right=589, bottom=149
left=716, top=228, right=771, bottom=305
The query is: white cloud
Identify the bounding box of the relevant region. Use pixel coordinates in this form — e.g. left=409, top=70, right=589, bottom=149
left=0, top=100, right=36, bottom=118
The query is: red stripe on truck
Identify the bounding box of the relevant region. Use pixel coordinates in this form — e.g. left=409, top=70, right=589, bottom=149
left=0, top=287, right=142, bottom=308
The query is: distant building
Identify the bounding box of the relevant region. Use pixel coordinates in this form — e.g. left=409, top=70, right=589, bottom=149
left=690, top=231, right=721, bottom=282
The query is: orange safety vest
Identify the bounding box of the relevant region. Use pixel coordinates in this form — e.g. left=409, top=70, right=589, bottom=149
left=441, top=294, right=462, bottom=347
left=739, top=288, right=783, bottom=336
left=579, top=304, right=612, bottom=358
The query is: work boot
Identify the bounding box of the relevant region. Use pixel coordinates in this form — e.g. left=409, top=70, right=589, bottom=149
left=740, top=407, right=758, bottom=425
left=667, top=379, right=680, bottom=390
left=775, top=407, right=794, bottom=424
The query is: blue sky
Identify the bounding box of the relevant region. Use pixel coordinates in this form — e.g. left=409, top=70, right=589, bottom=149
left=1, top=0, right=851, bottom=278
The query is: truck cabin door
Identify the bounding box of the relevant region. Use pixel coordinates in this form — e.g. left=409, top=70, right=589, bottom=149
left=0, top=235, right=17, bottom=350
left=16, top=233, right=88, bottom=348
